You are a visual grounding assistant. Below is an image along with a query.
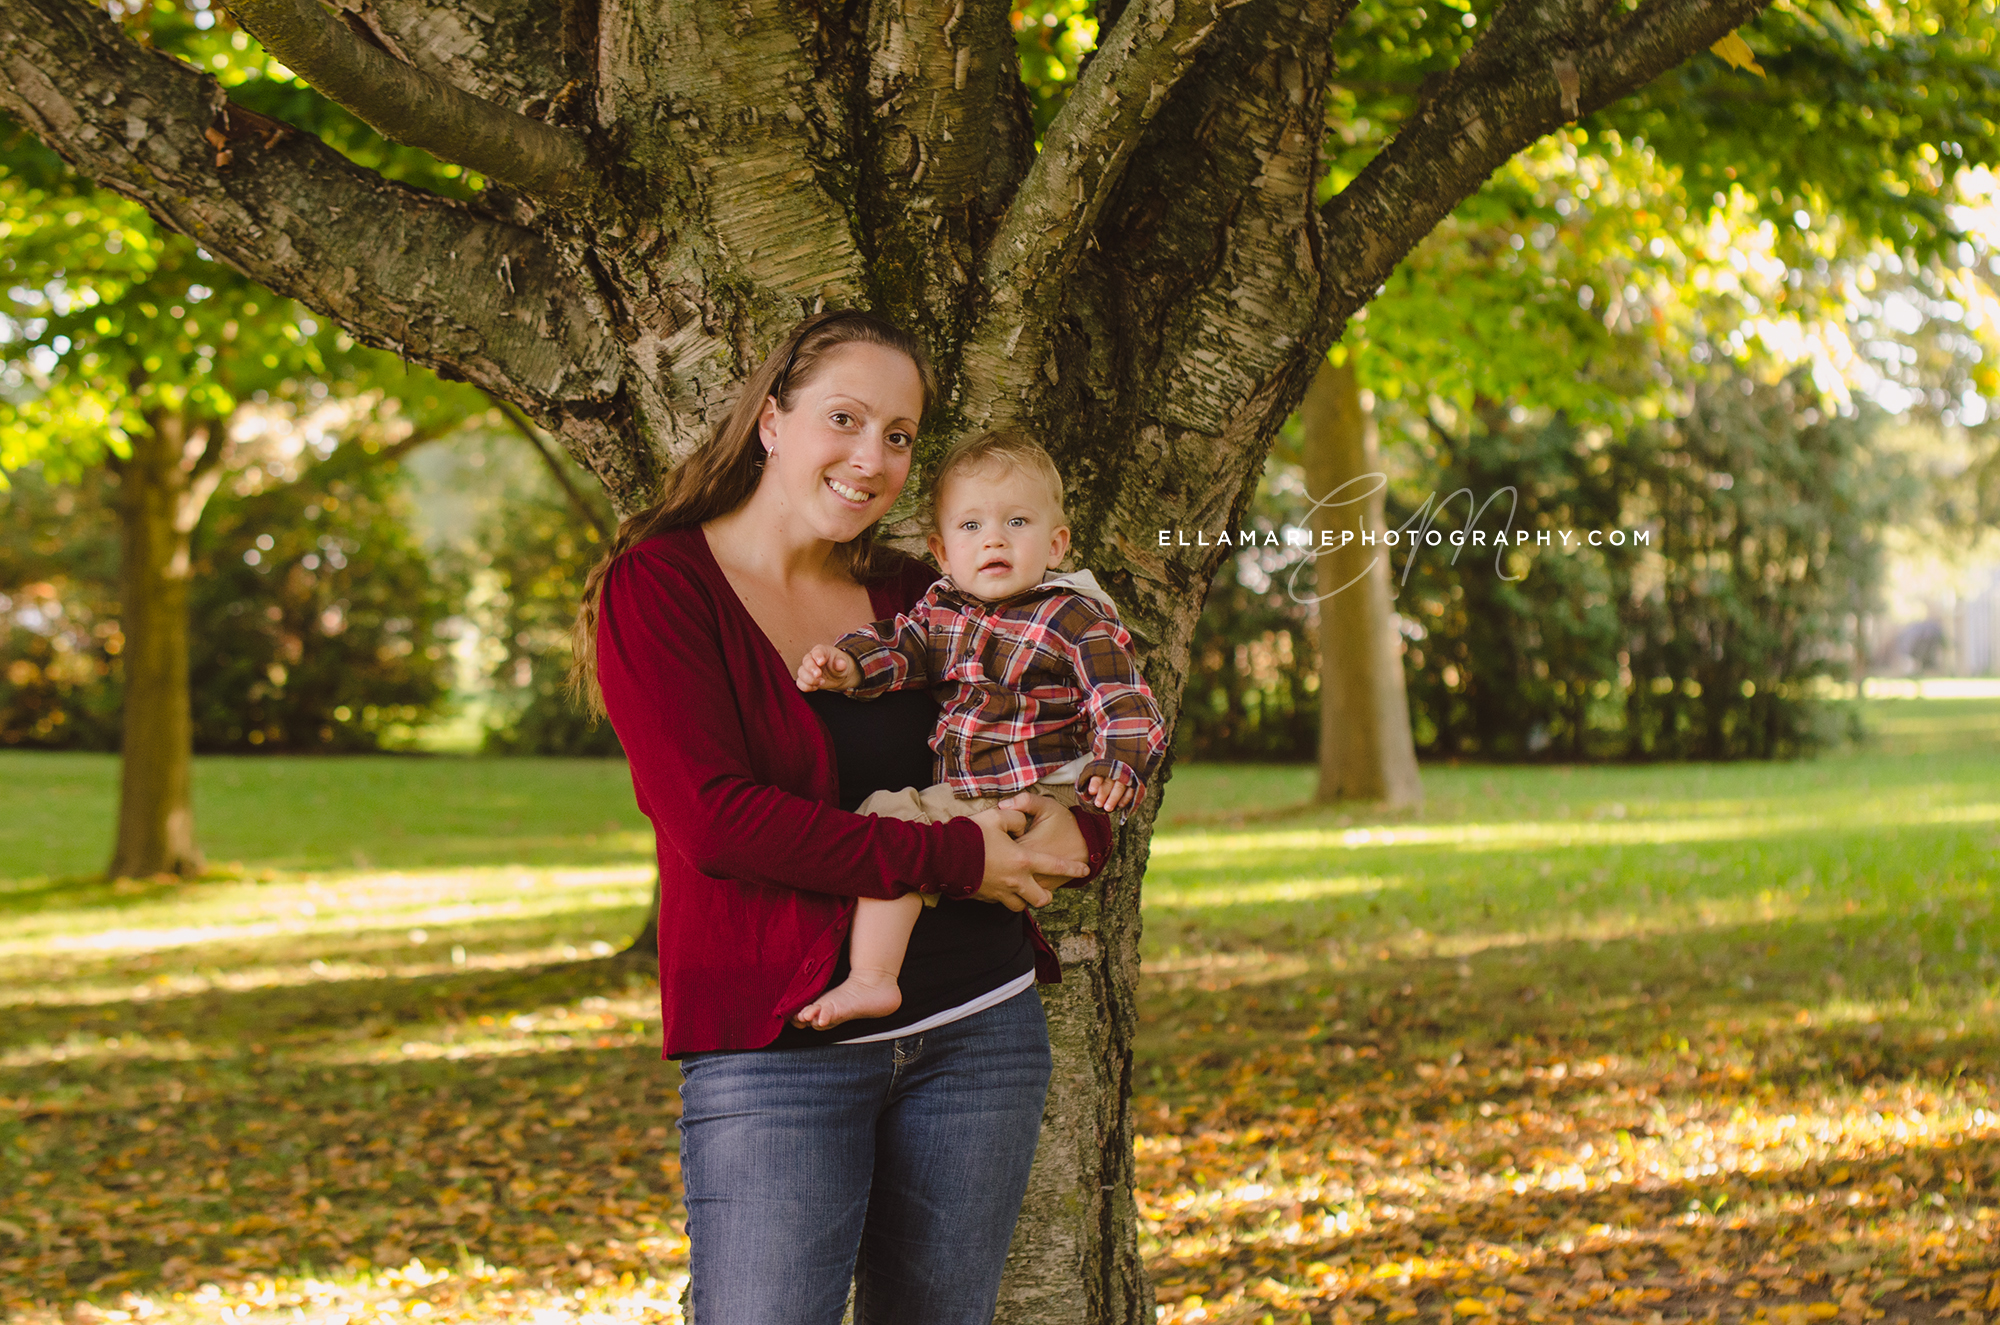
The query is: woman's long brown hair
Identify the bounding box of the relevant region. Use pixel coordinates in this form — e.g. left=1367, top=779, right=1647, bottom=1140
left=570, top=309, right=938, bottom=716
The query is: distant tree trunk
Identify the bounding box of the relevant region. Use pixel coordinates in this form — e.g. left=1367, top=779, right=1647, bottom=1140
left=625, top=876, right=659, bottom=957
left=1302, top=358, right=1423, bottom=809
left=107, top=406, right=225, bottom=878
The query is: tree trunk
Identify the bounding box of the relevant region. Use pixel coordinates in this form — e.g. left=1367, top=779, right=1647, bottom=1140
left=5, top=0, right=1771, bottom=1310
left=624, top=876, right=659, bottom=958
left=1303, top=358, right=1423, bottom=808
left=999, top=838, right=1149, bottom=1324
left=107, top=408, right=223, bottom=879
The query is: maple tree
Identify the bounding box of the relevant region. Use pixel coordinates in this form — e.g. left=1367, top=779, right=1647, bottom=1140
left=1, top=43, right=485, bottom=875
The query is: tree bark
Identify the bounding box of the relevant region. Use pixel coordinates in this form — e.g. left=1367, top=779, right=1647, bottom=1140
left=1303, top=358, right=1422, bottom=808
left=107, top=408, right=225, bottom=878
left=3, top=0, right=1775, bottom=1311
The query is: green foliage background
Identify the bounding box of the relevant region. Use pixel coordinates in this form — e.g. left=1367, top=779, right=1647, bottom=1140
left=0, top=451, right=457, bottom=752
left=1177, top=370, right=1914, bottom=763
left=188, top=447, right=458, bottom=752
left=462, top=456, right=620, bottom=758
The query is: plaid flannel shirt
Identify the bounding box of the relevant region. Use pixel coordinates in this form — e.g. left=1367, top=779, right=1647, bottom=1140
left=836, top=572, right=1167, bottom=801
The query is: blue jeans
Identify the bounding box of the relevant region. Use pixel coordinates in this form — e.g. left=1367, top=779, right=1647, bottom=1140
left=676, top=988, right=1053, bottom=1325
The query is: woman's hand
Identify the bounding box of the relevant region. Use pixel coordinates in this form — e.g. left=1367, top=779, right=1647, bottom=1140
left=999, top=791, right=1095, bottom=892
left=969, top=803, right=1088, bottom=910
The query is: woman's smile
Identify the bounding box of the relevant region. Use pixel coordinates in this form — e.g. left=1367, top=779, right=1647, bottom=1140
left=825, top=475, right=875, bottom=505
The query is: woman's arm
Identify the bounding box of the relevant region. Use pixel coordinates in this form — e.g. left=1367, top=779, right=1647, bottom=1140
left=598, top=545, right=1085, bottom=903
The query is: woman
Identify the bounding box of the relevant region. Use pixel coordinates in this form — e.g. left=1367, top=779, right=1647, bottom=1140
left=572, top=309, right=1112, bottom=1323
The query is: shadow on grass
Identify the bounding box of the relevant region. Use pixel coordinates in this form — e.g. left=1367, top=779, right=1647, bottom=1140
left=1132, top=907, right=1998, bottom=1321
left=3, top=1034, right=686, bottom=1301
left=1, top=940, right=658, bottom=1063
left=1143, top=1130, right=2000, bottom=1325
left=11, top=936, right=1991, bottom=1314
left=1139, top=908, right=1997, bottom=1078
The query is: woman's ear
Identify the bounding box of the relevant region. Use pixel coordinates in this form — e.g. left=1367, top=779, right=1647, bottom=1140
left=757, top=396, right=781, bottom=453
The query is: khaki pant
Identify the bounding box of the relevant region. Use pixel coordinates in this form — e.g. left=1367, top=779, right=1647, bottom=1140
left=857, top=780, right=1082, bottom=905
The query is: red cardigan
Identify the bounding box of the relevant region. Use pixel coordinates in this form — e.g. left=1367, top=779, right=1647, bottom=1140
left=596, top=525, right=1111, bottom=1056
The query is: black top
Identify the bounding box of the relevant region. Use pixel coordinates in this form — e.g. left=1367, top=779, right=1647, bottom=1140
left=763, top=688, right=1037, bottom=1048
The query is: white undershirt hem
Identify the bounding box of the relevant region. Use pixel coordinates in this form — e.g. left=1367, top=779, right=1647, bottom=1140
left=838, top=970, right=1038, bottom=1044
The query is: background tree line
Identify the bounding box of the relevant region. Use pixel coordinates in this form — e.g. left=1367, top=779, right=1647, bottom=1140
left=7, top=74, right=1997, bottom=769
left=0, top=417, right=615, bottom=756
left=15, top=78, right=1990, bottom=771
left=6, top=349, right=1980, bottom=766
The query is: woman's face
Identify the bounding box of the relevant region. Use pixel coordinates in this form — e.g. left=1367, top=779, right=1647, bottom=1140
left=757, top=341, right=923, bottom=545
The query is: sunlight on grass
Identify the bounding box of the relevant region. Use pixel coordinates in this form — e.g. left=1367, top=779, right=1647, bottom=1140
left=1147, top=874, right=1406, bottom=909
left=84, top=1257, right=697, bottom=1325
left=0, top=866, right=653, bottom=959
left=1130, top=704, right=2000, bottom=1324
left=1149, top=800, right=2000, bottom=860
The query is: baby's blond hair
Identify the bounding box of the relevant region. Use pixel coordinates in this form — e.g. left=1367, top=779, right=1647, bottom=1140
left=926, top=430, right=1067, bottom=530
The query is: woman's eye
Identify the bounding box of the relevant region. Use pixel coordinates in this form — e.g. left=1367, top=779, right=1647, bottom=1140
left=830, top=412, right=853, bottom=427
left=888, top=431, right=914, bottom=449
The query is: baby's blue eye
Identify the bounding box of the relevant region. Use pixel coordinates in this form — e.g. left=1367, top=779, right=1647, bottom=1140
left=1008, top=516, right=1028, bottom=527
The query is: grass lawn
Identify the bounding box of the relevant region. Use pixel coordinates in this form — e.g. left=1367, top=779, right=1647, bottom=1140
left=0, top=753, right=652, bottom=883
left=0, top=699, right=1994, bottom=1325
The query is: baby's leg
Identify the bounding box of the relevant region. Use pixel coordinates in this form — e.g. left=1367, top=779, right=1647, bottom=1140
left=792, top=892, right=926, bottom=1030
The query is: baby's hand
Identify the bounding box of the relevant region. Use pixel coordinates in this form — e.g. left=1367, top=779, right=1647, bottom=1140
left=796, top=644, right=860, bottom=692
left=1086, top=770, right=1139, bottom=813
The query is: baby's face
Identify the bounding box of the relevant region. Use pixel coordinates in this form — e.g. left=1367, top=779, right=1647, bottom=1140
left=926, top=462, right=1071, bottom=602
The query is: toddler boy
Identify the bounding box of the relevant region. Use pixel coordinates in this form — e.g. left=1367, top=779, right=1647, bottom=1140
left=791, top=430, right=1166, bottom=1029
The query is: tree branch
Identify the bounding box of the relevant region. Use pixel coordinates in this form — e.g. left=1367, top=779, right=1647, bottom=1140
left=373, top=416, right=463, bottom=462
left=319, top=0, right=573, bottom=117
left=1000, top=0, right=1224, bottom=263
left=1008, top=0, right=1351, bottom=648
left=573, top=0, right=865, bottom=468
left=221, top=0, right=597, bottom=205
left=1315, top=0, right=1776, bottom=337
left=595, top=3, right=862, bottom=304
left=0, top=0, right=622, bottom=436
left=184, top=409, right=233, bottom=482
left=854, top=0, right=1029, bottom=337
left=958, top=0, right=1229, bottom=421
left=492, top=396, right=608, bottom=537
left=1105, top=0, right=1354, bottom=437
left=863, top=0, right=1026, bottom=205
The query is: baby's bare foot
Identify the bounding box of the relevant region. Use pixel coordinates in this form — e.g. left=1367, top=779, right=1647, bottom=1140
left=793, top=970, right=903, bottom=1030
